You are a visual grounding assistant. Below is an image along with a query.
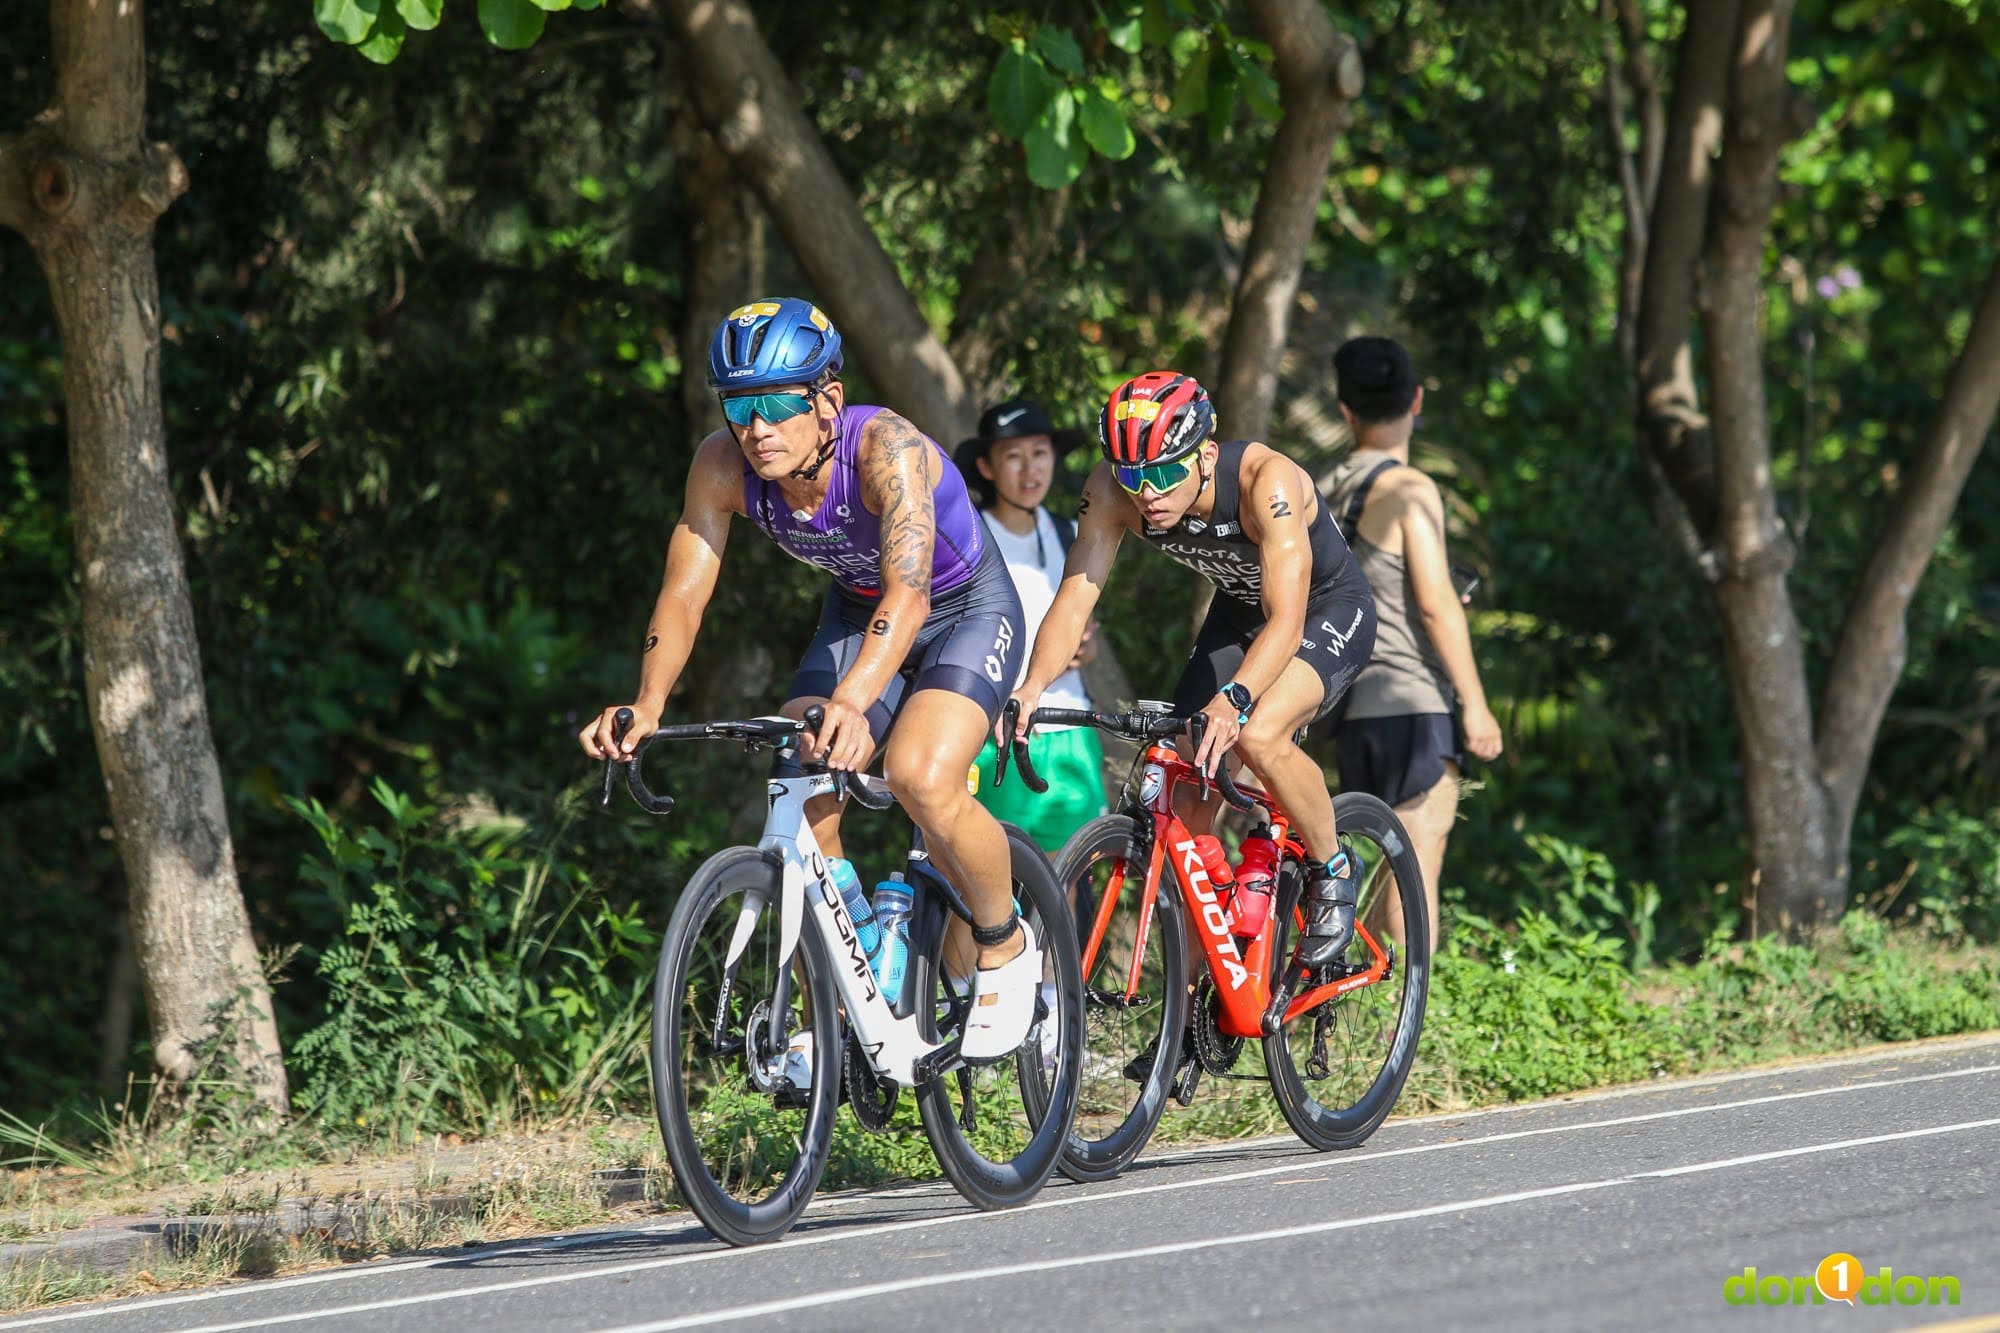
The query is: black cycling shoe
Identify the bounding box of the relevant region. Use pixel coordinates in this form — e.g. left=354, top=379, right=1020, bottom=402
left=1123, top=1025, right=1195, bottom=1083
left=1296, top=850, right=1360, bottom=970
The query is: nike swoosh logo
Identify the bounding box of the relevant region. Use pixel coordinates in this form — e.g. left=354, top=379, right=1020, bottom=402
left=995, top=409, right=1027, bottom=428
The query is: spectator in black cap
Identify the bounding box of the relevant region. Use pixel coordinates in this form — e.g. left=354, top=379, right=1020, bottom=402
left=953, top=398, right=1107, bottom=854
left=1324, top=337, right=1503, bottom=954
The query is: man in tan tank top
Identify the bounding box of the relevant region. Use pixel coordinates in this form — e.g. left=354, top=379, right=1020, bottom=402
left=1326, top=337, right=1503, bottom=951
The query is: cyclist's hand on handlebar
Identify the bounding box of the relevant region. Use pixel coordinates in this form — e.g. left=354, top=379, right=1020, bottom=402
left=1004, top=687, right=1041, bottom=744
left=1192, top=694, right=1242, bottom=776
left=580, top=703, right=658, bottom=760
left=809, top=697, right=874, bottom=772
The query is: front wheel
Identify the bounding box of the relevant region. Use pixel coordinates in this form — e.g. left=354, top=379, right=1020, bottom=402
left=1263, top=792, right=1429, bottom=1152
left=1048, top=813, right=1188, bottom=1182
left=651, top=846, right=841, bottom=1245
left=916, top=823, right=1083, bottom=1210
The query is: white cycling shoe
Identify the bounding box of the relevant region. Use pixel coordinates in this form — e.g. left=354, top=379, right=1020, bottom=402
left=778, top=1030, right=814, bottom=1091
left=959, top=918, right=1044, bottom=1064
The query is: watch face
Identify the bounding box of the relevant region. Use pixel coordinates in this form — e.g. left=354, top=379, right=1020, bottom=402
left=1224, top=683, right=1251, bottom=711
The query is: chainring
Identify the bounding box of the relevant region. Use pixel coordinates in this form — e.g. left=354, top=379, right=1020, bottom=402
left=843, top=1032, right=901, bottom=1132
left=1189, top=977, right=1244, bottom=1076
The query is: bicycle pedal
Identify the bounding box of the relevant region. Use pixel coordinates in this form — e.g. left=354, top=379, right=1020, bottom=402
left=1171, top=1056, right=1203, bottom=1106
left=770, top=1078, right=812, bottom=1111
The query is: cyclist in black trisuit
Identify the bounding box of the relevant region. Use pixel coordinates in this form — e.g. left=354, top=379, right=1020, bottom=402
left=1010, top=371, right=1378, bottom=964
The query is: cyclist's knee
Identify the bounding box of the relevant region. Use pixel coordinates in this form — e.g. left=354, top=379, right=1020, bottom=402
left=1236, top=715, right=1296, bottom=766
left=882, top=753, right=964, bottom=822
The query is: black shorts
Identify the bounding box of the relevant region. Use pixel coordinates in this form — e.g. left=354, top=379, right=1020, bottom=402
left=788, top=540, right=1024, bottom=747
left=1333, top=713, right=1463, bottom=808
left=1169, top=583, right=1376, bottom=727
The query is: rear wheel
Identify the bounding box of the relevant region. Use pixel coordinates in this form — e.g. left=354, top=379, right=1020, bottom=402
left=650, top=846, right=840, bottom=1245
left=1048, top=814, right=1188, bottom=1183
left=917, top=823, right=1082, bottom=1209
left=1263, top=792, right=1428, bottom=1151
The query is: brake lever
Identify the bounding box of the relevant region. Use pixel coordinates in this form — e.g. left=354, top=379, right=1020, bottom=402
left=994, top=699, right=1018, bottom=788
left=600, top=707, right=633, bottom=808
left=800, top=704, right=848, bottom=803
left=1003, top=699, right=1048, bottom=794
left=1188, top=712, right=1212, bottom=802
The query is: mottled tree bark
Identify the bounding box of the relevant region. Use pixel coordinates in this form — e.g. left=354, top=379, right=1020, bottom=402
left=1213, top=0, right=1363, bottom=442
left=2, top=0, right=287, bottom=1110
left=1690, top=0, right=1842, bottom=932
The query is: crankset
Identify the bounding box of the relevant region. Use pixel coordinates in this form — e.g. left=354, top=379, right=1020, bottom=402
left=843, top=1032, right=901, bottom=1132
left=1189, top=977, right=1244, bottom=1077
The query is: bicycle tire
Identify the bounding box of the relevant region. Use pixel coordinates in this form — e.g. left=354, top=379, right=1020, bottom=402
left=650, top=845, right=841, bottom=1246
left=1047, top=813, right=1189, bottom=1183
left=1263, top=791, right=1429, bottom=1152
left=915, top=822, right=1082, bottom=1210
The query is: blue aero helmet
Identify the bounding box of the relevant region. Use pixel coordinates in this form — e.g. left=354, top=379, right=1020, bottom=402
left=706, top=298, right=844, bottom=390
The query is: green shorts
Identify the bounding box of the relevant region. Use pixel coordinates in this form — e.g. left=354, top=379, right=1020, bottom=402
left=975, top=726, right=1108, bottom=856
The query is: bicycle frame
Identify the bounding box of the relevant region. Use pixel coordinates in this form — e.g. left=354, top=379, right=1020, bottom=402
left=748, top=766, right=950, bottom=1087
left=1082, top=741, right=1396, bottom=1039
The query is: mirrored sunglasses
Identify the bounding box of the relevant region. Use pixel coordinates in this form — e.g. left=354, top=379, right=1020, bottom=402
left=721, top=391, right=814, bottom=427
left=1113, top=457, right=1196, bottom=494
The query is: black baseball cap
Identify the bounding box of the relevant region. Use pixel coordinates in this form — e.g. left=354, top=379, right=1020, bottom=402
left=1333, top=336, right=1419, bottom=423
left=952, top=398, right=1085, bottom=501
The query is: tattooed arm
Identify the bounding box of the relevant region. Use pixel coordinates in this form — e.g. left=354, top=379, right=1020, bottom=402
left=806, top=410, right=937, bottom=768
left=579, top=432, right=741, bottom=758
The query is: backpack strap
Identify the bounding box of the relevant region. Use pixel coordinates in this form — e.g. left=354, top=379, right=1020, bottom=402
left=1050, top=510, right=1077, bottom=552
left=1339, top=457, right=1402, bottom=544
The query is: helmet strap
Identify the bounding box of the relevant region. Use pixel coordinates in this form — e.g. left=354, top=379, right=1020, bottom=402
left=788, top=386, right=840, bottom=481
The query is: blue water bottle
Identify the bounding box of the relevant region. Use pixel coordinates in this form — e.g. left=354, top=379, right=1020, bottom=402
left=871, top=874, right=914, bottom=1007
left=829, top=858, right=881, bottom=957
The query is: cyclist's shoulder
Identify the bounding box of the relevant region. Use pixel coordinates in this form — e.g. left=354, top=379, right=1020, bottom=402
left=689, top=432, right=749, bottom=511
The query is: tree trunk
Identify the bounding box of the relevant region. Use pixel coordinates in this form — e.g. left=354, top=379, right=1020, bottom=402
left=653, top=0, right=976, bottom=443
left=1816, top=259, right=2000, bottom=854
left=1631, top=0, right=1739, bottom=542
left=2, top=0, right=288, bottom=1111
left=1213, top=0, right=1363, bottom=442
left=1700, top=0, right=1835, bottom=932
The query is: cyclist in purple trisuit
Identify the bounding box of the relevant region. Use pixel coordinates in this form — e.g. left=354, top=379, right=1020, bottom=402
left=1008, top=371, right=1379, bottom=967
left=579, top=297, right=1041, bottom=1070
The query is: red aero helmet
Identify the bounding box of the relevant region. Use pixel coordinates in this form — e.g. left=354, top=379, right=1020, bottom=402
left=1099, top=371, right=1216, bottom=466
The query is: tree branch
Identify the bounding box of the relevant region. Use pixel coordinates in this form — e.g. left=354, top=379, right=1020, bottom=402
left=1816, top=258, right=2000, bottom=839
left=1631, top=0, right=1740, bottom=541
left=1214, top=0, right=1363, bottom=441
left=654, top=0, right=975, bottom=441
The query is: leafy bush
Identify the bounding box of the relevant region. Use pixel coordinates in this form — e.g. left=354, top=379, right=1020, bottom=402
left=288, top=780, right=657, bottom=1139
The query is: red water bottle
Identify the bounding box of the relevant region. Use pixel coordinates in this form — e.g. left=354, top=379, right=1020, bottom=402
left=1191, top=834, right=1236, bottom=893
left=1231, top=833, right=1279, bottom=937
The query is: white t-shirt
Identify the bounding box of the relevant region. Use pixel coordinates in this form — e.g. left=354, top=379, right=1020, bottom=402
left=981, top=506, right=1091, bottom=713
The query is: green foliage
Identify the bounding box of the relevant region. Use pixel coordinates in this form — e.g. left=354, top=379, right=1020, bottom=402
left=287, top=780, right=658, bottom=1138
left=1427, top=910, right=2000, bottom=1106
left=984, top=1, right=1273, bottom=189
left=1879, top=799, right=2000, bottom=941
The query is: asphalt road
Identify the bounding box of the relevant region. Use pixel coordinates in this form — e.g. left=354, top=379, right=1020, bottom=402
left=11, top=1035, right=1999, bottom=1333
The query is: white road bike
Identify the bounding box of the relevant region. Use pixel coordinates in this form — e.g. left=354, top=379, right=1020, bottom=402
left=601, top=703, right=1083, bottom=1246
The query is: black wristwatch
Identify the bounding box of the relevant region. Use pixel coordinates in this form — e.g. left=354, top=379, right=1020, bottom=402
left=1219, top=681, right=1254, bottom=724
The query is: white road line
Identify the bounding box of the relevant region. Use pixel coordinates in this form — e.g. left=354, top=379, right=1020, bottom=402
left=600, top=1116, right=2000, bottom=1332
left=9, top=1060, right=1995, bottom=1330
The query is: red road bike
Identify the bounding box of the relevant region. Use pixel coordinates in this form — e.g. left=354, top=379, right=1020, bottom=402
left=1025, top=703, right=1428, bottom=1180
